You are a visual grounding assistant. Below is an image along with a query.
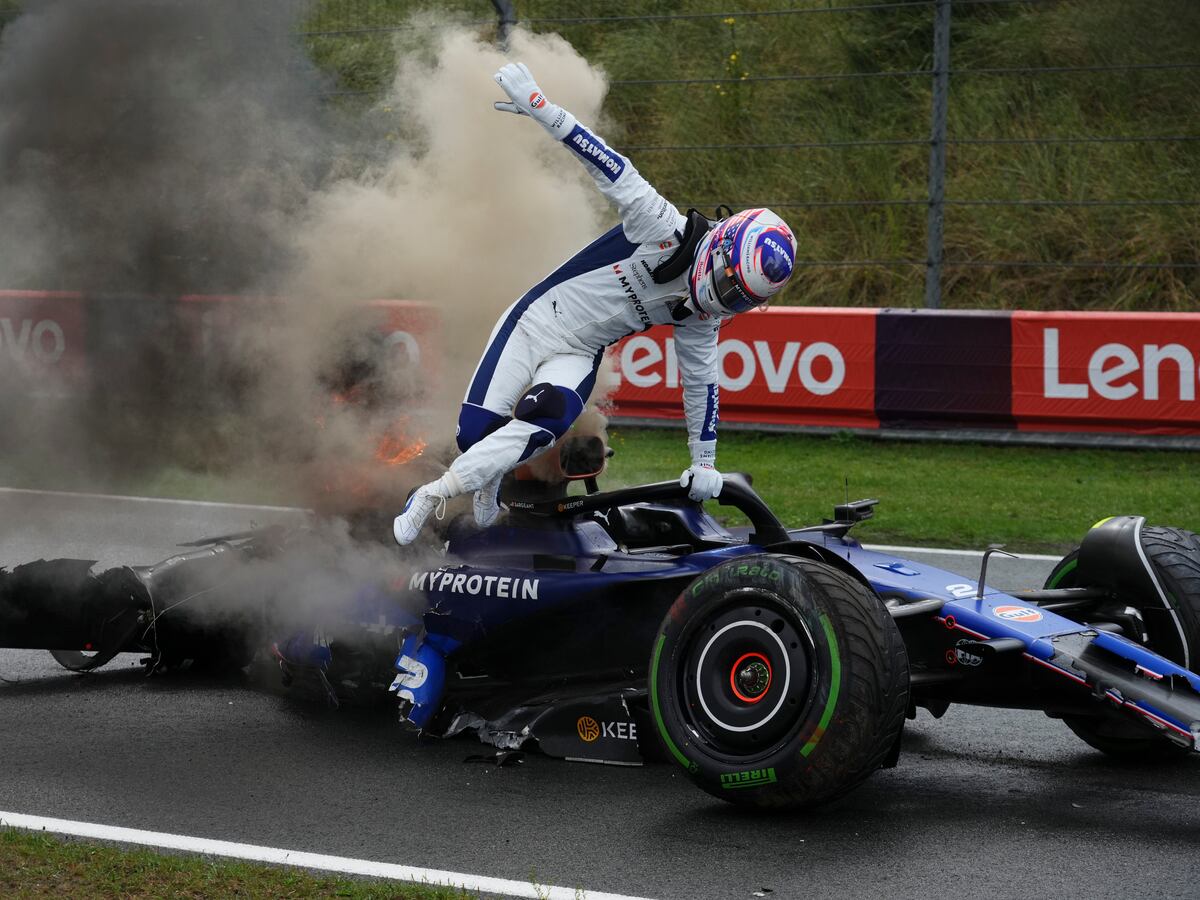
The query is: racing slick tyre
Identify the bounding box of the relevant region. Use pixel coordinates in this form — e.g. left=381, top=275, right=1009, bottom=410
left=1046, top=526, right=1200, bottom=759
left=649, top=554, right=908, bottom=809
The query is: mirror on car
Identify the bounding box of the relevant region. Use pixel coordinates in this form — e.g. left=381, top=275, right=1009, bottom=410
left=559, top=435, right=609, bottom=479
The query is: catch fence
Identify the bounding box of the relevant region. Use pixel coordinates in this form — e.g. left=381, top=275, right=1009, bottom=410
left=301, top=0, right=1200, bottom=310
left=0, top=1, right=1194, bottom=309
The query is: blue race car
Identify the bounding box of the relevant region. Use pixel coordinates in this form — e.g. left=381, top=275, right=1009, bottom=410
left=3, top=435, right=1199, bottom=809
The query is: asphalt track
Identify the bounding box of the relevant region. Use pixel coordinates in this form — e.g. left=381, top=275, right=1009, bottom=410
left=2, top=489, right=1198, bottom=899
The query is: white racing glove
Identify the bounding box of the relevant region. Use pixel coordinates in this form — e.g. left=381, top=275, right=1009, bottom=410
left=680, top=439, right=723, bottom=502
left=493, top=61, right=576, bottom=140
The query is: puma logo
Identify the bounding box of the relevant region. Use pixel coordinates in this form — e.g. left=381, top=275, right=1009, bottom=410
left=524, top=389, right=544, bottom=404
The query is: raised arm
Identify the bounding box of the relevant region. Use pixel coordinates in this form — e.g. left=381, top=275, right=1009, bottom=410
left=494, top=62, right=683, bottom=244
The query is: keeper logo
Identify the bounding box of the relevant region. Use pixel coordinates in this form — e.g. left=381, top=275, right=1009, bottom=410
left=602, top=720, right=637, bottom=741
left=576, top=716, right=600, bottom=742
left=576, top=716, right=637, bottom=742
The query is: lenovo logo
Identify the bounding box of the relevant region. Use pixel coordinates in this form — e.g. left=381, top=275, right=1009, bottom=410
left=618, top=335, right=846, bottom=396
left=0, top=318, right=66, bottom=365
left=1042, top=328, right=1197, bottom=402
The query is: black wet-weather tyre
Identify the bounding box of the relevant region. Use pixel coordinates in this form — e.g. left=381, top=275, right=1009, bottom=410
left=1043, top=547, right=1080, bottom=593
left=1046, top=528, right=1200, bottom=759
left=649, top=554, right=909, bottom=809
left=1047, top=527, right=1200, bottom=663
left=1139, top=526, right=1200, bottom=664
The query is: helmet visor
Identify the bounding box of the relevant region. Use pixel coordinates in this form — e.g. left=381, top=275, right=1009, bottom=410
left=709, top=237, right=764, bottom=314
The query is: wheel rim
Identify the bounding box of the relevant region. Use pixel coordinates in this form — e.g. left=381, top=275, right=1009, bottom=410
left=680, top=589, right=818, bottom=755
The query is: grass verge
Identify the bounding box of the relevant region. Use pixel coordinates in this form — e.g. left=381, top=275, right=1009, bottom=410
left=0, top=829, right=474, bottom=900
left=302, top=0, right=1200, bottom=311
left=2, top=428, right=1196, bottom=554
left=605, top=427, right=1199, bottom=554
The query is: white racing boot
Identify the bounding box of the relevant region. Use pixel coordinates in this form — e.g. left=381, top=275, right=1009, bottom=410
left=393, top=473, right=460, bottom=546
left=473, top=475, right=503, bottom=528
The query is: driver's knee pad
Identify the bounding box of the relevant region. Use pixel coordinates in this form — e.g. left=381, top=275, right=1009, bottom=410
left=513, top=382, right=582, bottom=440
left=456, top=404, right=510, bottom=453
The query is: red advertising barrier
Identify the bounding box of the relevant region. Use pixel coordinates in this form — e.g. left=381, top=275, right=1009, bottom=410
left=0, top=290, right=88, bottom=385
left=0, top=291, right=439, bottom=397
left=609, top=306, right=1200, bottom=437
left=609, top=307, right=879, bottom=429
left=5, top=291, right=1197, bottom=438
left=175, top=295, right=441, bottom=386
left=1012, top=311, right=1200, bottom=435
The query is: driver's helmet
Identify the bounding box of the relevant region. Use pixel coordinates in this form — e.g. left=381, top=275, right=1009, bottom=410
left=689, top=208, right=797, bottom=317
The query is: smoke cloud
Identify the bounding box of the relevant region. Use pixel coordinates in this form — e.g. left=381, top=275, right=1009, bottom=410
left=0, top=3, right=624, bottom=674
left=0, top=1, right=615, bottom=506
left=287, top=24, right=610, bottom=366
left=0, top=0, right=329, bottom=292
left=265, top=22, right=613, bottom=488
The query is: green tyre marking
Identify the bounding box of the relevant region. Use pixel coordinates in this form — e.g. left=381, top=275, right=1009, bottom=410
left=720, top=767, right=778, bottom=790
left=1046, top=557, right=1078, bottom=589
left=649, top=634, right=694, bottom=772
left=800, top=613, right=841, bottom=758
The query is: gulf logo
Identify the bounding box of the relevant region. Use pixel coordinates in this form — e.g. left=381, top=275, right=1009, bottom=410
left=993, top=604, right=1043, bottom=623
left=529, top=91, right=546, bottom=109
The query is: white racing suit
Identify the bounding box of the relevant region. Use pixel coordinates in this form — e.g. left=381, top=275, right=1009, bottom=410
left=450, top=121, right=720, bottom=492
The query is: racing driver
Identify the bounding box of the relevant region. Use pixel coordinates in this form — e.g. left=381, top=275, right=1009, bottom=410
left=394, top=62, right=798, bottom=545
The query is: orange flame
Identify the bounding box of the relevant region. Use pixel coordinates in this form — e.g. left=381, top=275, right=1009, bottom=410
left=374, top=424, right=427, bottom=466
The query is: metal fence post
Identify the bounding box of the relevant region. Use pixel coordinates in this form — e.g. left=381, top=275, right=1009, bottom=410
left=924, top=0, right=951, bottom=309
left=491, top=0, right=517, bottom=48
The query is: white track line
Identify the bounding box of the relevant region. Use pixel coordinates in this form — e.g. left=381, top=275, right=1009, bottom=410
left=0, top=811, right=653, bottom=900
left=0, top=486, right=305, bottom=514
left=864, top=543, right=1061, bottom=562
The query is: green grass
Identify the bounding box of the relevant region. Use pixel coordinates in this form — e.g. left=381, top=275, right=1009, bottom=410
left=300, top=0, right=1199, bottom=312
left=604, top=427, right=1200, bottom=553
left=1, top=0, right=1194, bottom=307
left=3, top=428, right=1195, bottom=554
left=0, top=829, right=475, bottom=899
left=2, top=0, right=1193, bottom=307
